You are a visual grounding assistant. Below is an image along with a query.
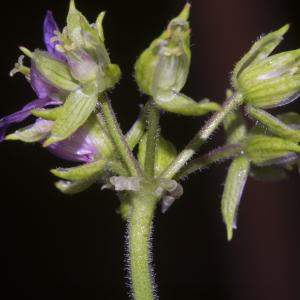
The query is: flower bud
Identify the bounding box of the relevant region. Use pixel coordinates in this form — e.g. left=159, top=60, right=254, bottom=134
left=232, top=24, right=289, bottom=89
left=244, top=134, right=300, bottom=165
left=237, top=50, right=300, bottom=108
left=58, top=1, right=120, bottom=90
left=135, top=4, right=191, bottom=97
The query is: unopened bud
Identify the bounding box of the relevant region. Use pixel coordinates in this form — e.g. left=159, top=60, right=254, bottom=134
left=135, top=4, right=191, bottom=97
left=238, top=50, right=300, bottom=108
left=244, top=134, right=300, bottom=165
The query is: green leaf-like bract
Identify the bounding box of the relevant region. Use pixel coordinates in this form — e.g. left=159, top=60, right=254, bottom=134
left=55, top=178, right=96, bottom=194
left=6, top=120, right=52, bottom=142
left=154, top=92, right=220, bottom=116
left=221, top=156, right=250, bottom=241
left=51, top=159, right=106, bottom=180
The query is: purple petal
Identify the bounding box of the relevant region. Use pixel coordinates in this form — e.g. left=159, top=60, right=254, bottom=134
left=47, top=127, right=98, bottom=163
left=30, top=63, right=58, bottom=99
left=43, top=11, right=66, bottom=61
left=0, top=98, right=59, bottom=142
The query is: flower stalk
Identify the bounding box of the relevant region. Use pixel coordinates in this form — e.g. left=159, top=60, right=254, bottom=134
left=98, top=93, right=143, bottom=177
left=162, top=93, right=243, bottom=179
left=144, top=101, right=160, bottom=178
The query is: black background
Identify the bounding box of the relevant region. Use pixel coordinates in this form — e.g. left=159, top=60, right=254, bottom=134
left=1, top=0, right=300, bottom=299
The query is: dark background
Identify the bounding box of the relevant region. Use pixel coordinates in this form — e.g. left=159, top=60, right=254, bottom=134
left=1, top=0, right=300, bottom=299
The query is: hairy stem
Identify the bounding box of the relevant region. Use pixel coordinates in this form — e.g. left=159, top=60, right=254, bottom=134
left=161, top=93, right=243, bottom=179
left=128, top=191, right=158, bottom=300
left=99, top=93, right=143, bottom=177
left=176, top=144, right=242, bottom=179
left=144, top=101, right=160, bottom=177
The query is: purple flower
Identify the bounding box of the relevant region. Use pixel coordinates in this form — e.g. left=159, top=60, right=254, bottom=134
left=0, top=11, right=64, bottom=141
left=0, top=10, right=102, bottom=167
left=47, top=126, right=98, bottom=163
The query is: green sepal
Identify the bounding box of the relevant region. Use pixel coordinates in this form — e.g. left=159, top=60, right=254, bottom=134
left=31, top=106, right=64, bottom=121
left=250, top=165, right=287, bottom=182
left=221, top=156, right=250, bottom=241
left=5, top=120, right=52, bottom=143
left=96, top=11, right=106, bottom=42
left=33, top=50, right=78, bottom=91
left=66, top=1, right=109, bottom=61
left=154, top=92, right=220, bottom=116
left=244, top=134, right=300, bottom=165
left=100, top=64, right=121, bottom=92
left=246, top=105, right=300, bottom=142
left=138, top=134, right=177, bottom=176
left=66, top=0, right=90, bottom=47
left=55, top=178, right=95, bottom=194
left=51, top=159, right=106, bottom=180
left=44, top=87, right=98, bottom=146
left=232, top=24, right=289, bottom=88
left=223, top=109, right=247, bottom=144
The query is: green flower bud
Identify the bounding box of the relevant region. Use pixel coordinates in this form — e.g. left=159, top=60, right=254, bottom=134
left=232, top=24, right=289, bottom=89
left=135, top=4, right=191, bottom=97
left=33, top=50, right=79, bottom=91
left=244, top=134, right=300, bottom=166
left=237, top=50, right=300, bottom=108
left=57, top=1, right=120, bottom=89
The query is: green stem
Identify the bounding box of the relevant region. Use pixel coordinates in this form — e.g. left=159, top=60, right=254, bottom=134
left=126, top=102, right=149, bottom=150
left=161, top=93, right=243, bottom=179
left=128, top=191, right=158, bottom=300
left=176, top=144, right=242, bottom=179
left=144, top=101, right=160, bottom=178
left=99, top=93, right=143, bottom=177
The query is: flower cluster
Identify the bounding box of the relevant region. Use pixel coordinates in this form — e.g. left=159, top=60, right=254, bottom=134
left=220, top=26, right=300, bottom=240
left=0, top=1, right=123, bottom=193
left=3, top=2, right=300, bottom=299
left=1, top=0, right=300, bottom=248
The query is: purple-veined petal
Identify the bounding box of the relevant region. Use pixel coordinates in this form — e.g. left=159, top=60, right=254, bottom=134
left=43, top=11, right=66, bottom=61
left=47, top=127, right=98, bottom=163
left=31, top=62, right=58, bottom=99
left=0, top=98, right=59, bottom=141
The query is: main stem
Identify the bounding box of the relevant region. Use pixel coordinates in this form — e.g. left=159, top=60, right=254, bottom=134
left=161, top=93, right=243, bottom=179
left=99, top=93, right=142, bottom=177
left=128, top=191, right=158, bottom=300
